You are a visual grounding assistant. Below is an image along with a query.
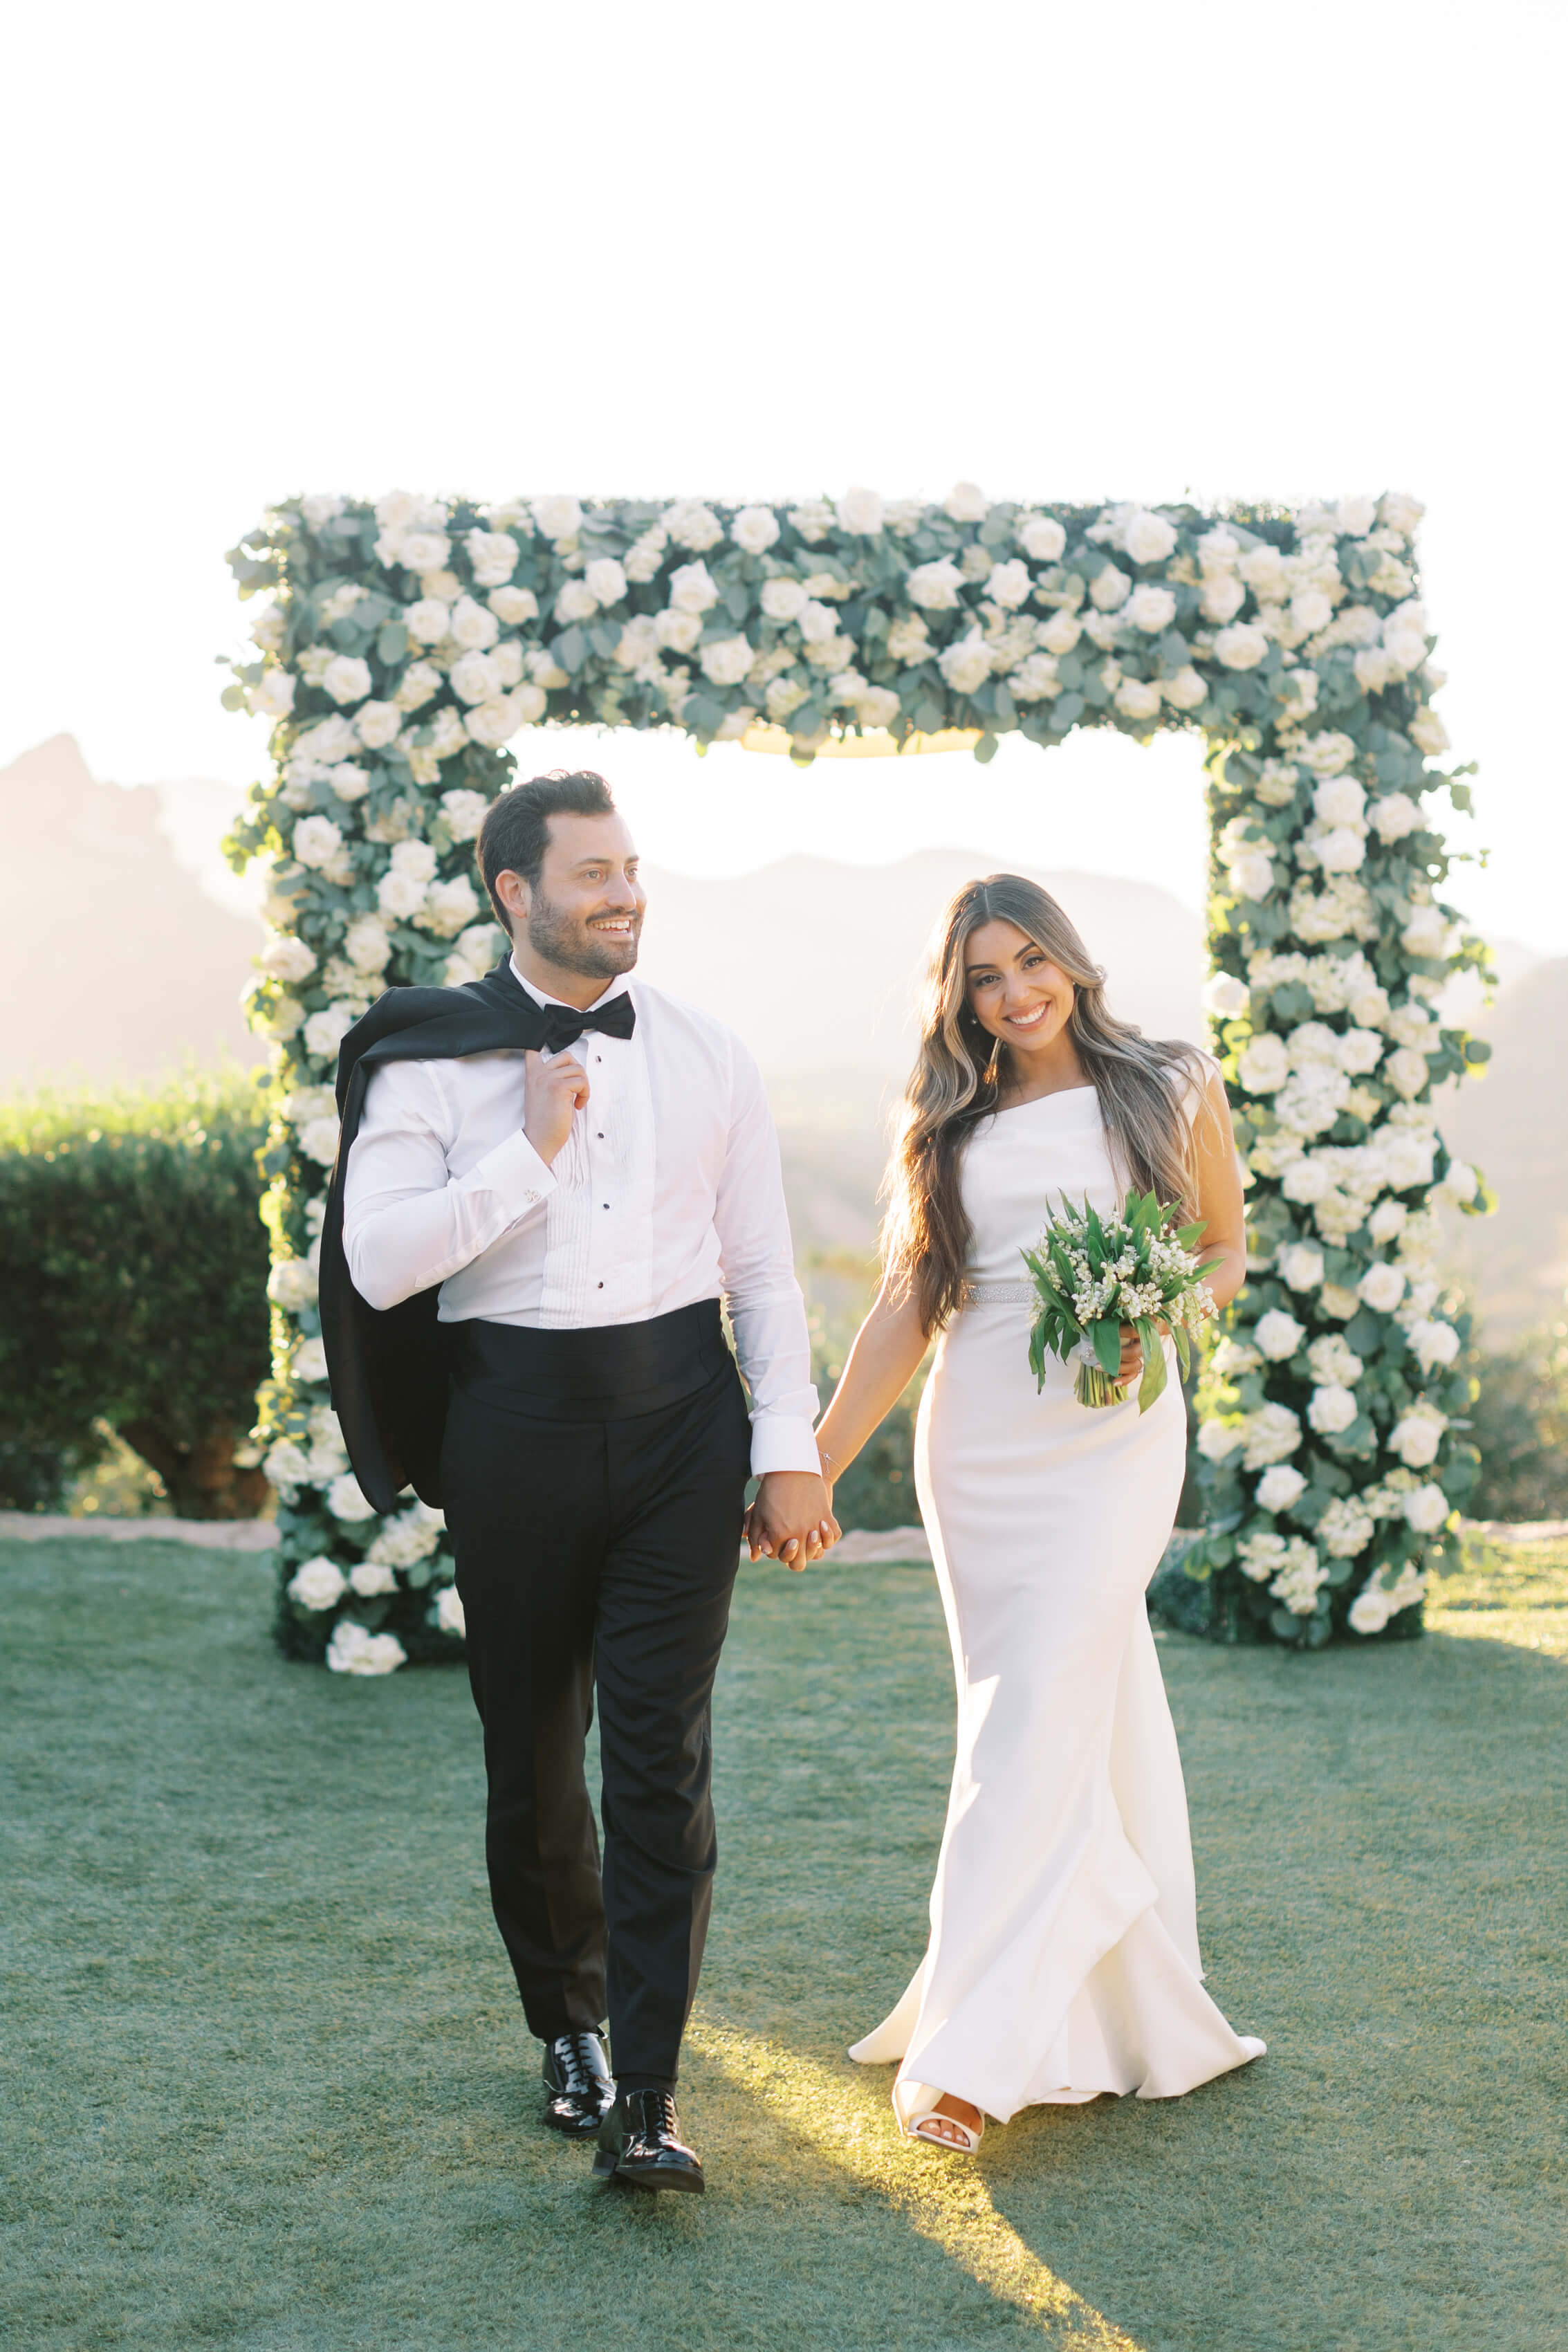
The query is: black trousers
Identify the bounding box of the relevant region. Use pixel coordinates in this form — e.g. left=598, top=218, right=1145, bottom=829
left=441, top=1303, right=751, bottom=2088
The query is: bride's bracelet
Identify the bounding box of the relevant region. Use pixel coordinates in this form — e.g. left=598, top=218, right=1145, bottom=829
left=817, top=1444, right=842, bottom=1484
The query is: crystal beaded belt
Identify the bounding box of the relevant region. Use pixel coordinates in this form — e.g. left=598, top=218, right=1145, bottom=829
left=963, top=1280, right=1036, bottom=1307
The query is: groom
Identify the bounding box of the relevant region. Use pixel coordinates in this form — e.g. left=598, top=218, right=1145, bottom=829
left=320, top=769, right=835, bottom=2194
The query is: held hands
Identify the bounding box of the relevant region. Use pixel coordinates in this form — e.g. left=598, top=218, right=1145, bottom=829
left=744, top=1471, right=840, bottom=1572
left=522, top=1048, right=589, bottom=1165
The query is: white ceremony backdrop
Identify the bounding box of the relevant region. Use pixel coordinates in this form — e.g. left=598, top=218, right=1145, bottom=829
left=223, top=486, right=1491, bottom=1671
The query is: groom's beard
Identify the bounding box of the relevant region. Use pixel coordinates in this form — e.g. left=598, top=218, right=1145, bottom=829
left=526, top=887, right=643, bottom=981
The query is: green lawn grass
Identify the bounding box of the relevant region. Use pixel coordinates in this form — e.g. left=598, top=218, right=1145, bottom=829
left=3, top=1536, right=1565, bottom=2351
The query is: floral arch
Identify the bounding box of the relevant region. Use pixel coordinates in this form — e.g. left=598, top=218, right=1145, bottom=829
left=224, top=484, right=1490, bottom=1668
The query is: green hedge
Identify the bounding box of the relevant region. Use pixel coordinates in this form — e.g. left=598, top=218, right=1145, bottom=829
left=0, top=1072, right=273, bottom=1515
left=1462, top=1323, right=1568, bottom=1520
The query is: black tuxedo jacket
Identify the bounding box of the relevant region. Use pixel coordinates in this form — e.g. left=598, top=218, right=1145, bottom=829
left=320, top=960, right=550, bottom=1514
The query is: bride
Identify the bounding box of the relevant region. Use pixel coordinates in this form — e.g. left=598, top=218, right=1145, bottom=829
left=811, top=873, right=1266, bottom=2152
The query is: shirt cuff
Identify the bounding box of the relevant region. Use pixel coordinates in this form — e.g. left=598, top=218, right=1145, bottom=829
left=748, top=1414, right=823, bottom=1479
left=470, top=1128, right=557, bottom=1222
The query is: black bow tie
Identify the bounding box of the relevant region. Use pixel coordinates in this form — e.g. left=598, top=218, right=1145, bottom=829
left=538, top=994, right=637, bottom=1057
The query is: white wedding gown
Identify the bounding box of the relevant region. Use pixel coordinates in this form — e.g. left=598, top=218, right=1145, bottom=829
left=850, top=1085, right=1264, bottom=2127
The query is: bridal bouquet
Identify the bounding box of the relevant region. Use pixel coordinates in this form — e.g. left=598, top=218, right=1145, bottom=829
left=1022, top=1191, right=1221, bottom=1411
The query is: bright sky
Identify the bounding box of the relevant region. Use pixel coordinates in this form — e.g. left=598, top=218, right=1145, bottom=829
left=6, top=1, right=1564, bottom=949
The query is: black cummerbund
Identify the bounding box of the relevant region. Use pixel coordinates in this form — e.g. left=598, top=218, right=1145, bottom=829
left=449, top=1298, right=731, bottom=1423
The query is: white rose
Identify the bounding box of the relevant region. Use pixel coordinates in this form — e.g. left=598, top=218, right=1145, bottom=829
left=1334, top=495, right=1378, bottom=538
left=1407, top=1319, right=1460, bottom=1375
left=301, top=492, right=345, bottom=530
left=1242, top=1402, right=1303, bottom=1470
left=326, top=1472, right=377, bottom=1523
left=1200, top=575, right=1246, bottom=624
left=1336, top=1027, right=1383, bottom=1077
left=943, top=481, right=989, bottom=523
left=1237, top=1033, right=1289, bottom=1092
left=417, top=876, right=481, bottom=937
left=449, top=650, right=502, bottom=706
left=260, top=932, right=317, bottom=984
left=1312, top=825, right=1366, bottom=875
left=302, top=1003, right=355, bottom=1061
left=1019, top=514, right=1066, bottom=562
left=267, top=1258, right=318, bottom=1314
left=1125, top=583, right=1177, bottom=633
left=1278, top=670, right=1320, bottom=723
left=797, top=600, right=839, bottom=645
left=906, top=559, right=965, bottom=611
left=1354, top=647, right=1397, bottom=695
left=575, top=555, right=623, bottom=609
left=834, top=488, right=883, bottom=537
left=1197, top=526, right=1241, bottom=576
left=1037, top=609, right=1082, bottom=655
left=1408, top=708, right=1450, bottom=755
left=856, top=686, right=903, bottom=730
left=1255, top=1309, right=1307, bottom=1361
left=250, top=670, right=295, bottom=719
left=322, top=654, right=373, bottom=706
left=938, top=635, right=992, bottom=695
left=326, top=1621, right=407, bottom=1675
left=668, top=561, right=719, bottom=614
left=1385, top=1046, right=1430, bottom=1101
left=985, top=558, right=1033, bottom=609
left=349, top=1559, right=398, bottom=1597
left=1197, top=1419, right=1245, bottom=1462
left=436, top=1585, right=467, bottom=1637
left=1307, top=1383, right=1358, bottom=1436
left=1282, top=1156, right=1335, bottom=1204
left=1278, top=1242, right=1325, bottom=1292
left=1214, top=623, right=1269, bottom=671
left=397, top=530, right=452, bottom=576
left=488, top=585, right=538, bottom=626
left=764, top=676, right=810, bottom=721
left=1204, top=973, right=1249, bottom=1020
left=1122, top=509, right=1179, bottom=566
left=1291, top=588, right=1334, bottom=634
left=1435, top=1159, right=1478, bottom=1209
left=531, top=495, right=583, bottom=542
left=405, top=598, right=452, bottom=646
left=1114, top=677, right=1163, bottom=722
left=297, top=1114, right=340, bottom=1166
left=720, top=503, right=779, bottom=555
left=1347, top=1590, right=1392, bottom=1636
left=465, top=529, right=519, bottom=587
left=1313, top=775, right=1366, bottom=829
left=464, top=697, right=525, bottom=749
left=761, top=577, right=809, bottom=623
left=291, top=814, right=344, bottom=872
left=1400, top=904, right=1452, bottom=960
left=555, top=579, right=599, bottom=625
left=353, top=701, right=400, bottom=750
left=1089, top=564, right=1130, bottom=612
left=292, top=1335, right=329, bottom=1384
left=1227, top=849, right=1276, bottom=901
left=1367, top=1200, right=1408, bottom=1247
left=1368, top=792, right=1421, bottom=843
left=448, top=596, right=500, bottom=652
left=1378, top=492, right=1426, bottom=538
left=1255, top=1464, right=1307, bottom=1514
left=1389, top=1404, right=1447, bottom=1469
left=1160, top=667, right=1206, bottom=709
left=663, top=500, right=723, bottom=550
left=377, top=869, right=427, bottom=919
left=1402, top=1482, right=1450, bottom=1535
left=1358, top=1261, right=1406, bottom=1314
left=288, top=1556, right=347, bottom=1611
left=340, top=914, right=391, bottom=975
left=699, top=636, right=755, bottom=688
left=653, top=609, right=702, bottom=655
left=1237, top=545, right=1289, bottom=602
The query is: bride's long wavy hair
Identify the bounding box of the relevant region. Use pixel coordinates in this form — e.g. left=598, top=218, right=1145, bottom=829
left=883, top=874, right=1212, bottom=1335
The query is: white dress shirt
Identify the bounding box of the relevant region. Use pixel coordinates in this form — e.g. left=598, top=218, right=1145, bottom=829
left=342, top=959, right=819, bottom=1476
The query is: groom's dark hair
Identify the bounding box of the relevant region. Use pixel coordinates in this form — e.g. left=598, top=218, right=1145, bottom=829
left=477, top=769, right=617, bottom=926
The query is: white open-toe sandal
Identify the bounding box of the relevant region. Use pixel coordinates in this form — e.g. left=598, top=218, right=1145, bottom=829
left=905, top=2107, right=984, bottom=2155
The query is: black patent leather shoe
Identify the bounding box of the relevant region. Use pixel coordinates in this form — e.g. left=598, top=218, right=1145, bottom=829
left=542, top=2030, right=616, bottom=2137
left=591, top=2089, right=704, bottom=2193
